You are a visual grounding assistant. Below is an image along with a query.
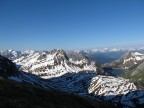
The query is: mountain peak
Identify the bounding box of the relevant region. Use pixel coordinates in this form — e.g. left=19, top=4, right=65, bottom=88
left=13, top=49, right=105, bottom=79
left=104, top=52, right=144, bottom=69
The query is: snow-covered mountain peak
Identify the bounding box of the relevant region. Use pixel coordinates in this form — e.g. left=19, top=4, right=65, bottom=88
left=104, top=52, right=144, bottom=69
left=88, top=75, right=137, bottom=97
left=13, top=49, right=105, bottom=79
left=8, top=49, right=13, bottom=52
left=0, top=49, right=21, bottom=59
left=132, top=52, right=144, bottom=56
left=123, top=52, right=144, bottom=61
left=109, top=48, right=124, bottom=52
left=74, top=47, right=144, bottom=54
left=22, top=50, right=37, bottom=54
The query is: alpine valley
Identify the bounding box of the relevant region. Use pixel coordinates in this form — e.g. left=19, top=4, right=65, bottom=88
left=0, top=48, right=144, bottom=108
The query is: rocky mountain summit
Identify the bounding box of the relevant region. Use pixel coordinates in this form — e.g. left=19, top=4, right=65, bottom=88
left=13, top=49, right=104, bottom=78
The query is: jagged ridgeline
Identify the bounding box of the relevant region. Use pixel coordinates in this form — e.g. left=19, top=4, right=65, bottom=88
left=103, top=52, right=144, bottom=69
left=13, top=49, right=105, bottom=78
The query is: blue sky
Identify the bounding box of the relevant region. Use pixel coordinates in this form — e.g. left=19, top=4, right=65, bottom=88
left=0, top=0, right=144, bottom=50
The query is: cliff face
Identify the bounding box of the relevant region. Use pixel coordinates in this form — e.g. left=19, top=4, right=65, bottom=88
left=0, top=55, right=19, bottom=78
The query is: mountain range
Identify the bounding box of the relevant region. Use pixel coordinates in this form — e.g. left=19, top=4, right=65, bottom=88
left=103, top=52, right=144, bottom=69
left=0, top=49, right=144, bottom=108
left=13, top=49, right=105, bottom=78
left=0, top=55, right=117, bottom=108
left=103, top=51, right=144, bottom=81
left=74, top=47, right=144, bottom=64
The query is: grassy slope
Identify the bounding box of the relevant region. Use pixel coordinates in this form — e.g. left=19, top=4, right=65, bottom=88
left=123, top=70, right=144, bottom=82
left=123, top=62, right=144, bottom=82
left=0, top=79, right=117, bottom=108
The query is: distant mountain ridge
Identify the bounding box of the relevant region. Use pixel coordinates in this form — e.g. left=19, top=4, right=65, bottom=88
left=0, top=49, right=21, bottom=60
left=74, top=47, right=144, bottom=53
left=102, top=51, right=144, bottom=82
left=103, top=52, right=144, bottom=69
left=1, top=47, right=144, bottom=64
left=74, top=47, right=144, bottom=64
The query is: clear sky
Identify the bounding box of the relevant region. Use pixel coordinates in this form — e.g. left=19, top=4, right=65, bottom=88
left=0, top=0, right=144, bottom=50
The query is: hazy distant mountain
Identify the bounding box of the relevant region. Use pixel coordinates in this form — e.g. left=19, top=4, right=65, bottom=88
left=0, top=49, right=39, bottom=60
left=0, top=49, right=22, bottom=60
left=103, top=52, right=144, bottom=69
left=1, top=47, right=144, bottom=64
left=79, top=51, right=125, bottom=64
left=74, top=47, right=144, bottom=64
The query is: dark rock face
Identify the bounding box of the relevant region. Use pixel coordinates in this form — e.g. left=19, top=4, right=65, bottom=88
left=0, top=55, right=18, bottom=78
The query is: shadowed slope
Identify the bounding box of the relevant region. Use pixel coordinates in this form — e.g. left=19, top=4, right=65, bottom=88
left=0, top=79, right=117, bottom=108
